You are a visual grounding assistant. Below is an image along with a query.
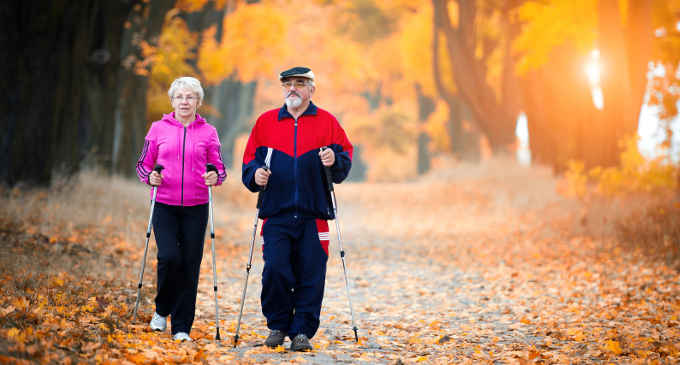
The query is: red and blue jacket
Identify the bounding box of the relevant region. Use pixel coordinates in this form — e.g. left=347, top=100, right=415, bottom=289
left=242, top=102, right=353, bottom=220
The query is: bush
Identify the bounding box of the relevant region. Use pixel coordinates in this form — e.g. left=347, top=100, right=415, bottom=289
left=564, top=136, right=680, bottom=265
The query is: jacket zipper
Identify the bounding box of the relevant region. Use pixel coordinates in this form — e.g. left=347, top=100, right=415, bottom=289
left=293, top=117, right=299, bottom=217
left=180, top=126, right=187, bottom=206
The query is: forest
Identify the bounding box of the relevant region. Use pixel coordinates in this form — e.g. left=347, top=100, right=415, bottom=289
left=2, top=0, right=680, bottom=363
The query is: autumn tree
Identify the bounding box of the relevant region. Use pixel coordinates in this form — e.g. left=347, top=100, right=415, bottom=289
left=0, top=0, right=173, bottom=186
left=431, top=0, right=522, bottom=156
left=515, top=0, right=657, bottom=171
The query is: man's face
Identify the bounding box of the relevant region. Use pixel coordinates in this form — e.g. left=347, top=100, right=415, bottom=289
left=281, top=77, right=314, bottom=109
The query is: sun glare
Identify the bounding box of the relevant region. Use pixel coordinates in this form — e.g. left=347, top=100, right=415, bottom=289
left=585, top=49, right=601, bottom=86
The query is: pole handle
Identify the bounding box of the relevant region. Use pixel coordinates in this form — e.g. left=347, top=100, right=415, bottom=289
left=206, top=163, right=218, bottom=173
left=256, top=166, right=269, bottom=209
left=320, top=147, right=334, bottom=192
left=149, top=164, right=165, bottom=186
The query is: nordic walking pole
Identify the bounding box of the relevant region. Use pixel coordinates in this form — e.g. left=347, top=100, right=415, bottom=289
left=133, top=164, right=164, bottom=320
left=206, top=163, right=221, bottom=341
left=320, top=147, right=359, bottom=343
left=234, top=148, right=272, bottom=347
left=234, top=167, right=268, bottom=347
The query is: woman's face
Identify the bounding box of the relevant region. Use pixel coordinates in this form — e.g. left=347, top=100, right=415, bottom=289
left=171, top=88, right=199, bottom=120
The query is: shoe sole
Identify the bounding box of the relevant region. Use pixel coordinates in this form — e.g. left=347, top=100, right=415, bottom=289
left=291, top=346, right=312, bottom=352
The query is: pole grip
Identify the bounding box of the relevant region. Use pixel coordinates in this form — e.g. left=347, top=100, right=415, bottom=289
left=153, top=164, right=164, bottom=173
left=206, top=163, right=218, bottom=173
left=256, top=166, right=269, bottom=209
left=320, top=147, right=334, bottom=192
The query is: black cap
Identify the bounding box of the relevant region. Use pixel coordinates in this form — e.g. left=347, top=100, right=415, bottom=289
left=279, top=66, right=315, bottom=81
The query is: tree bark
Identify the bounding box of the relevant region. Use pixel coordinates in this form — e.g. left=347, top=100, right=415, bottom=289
left=113, top=0, right=174, bottom=176
left=431, top=0, right=516, bottom=153
left=1, top=1, right=134, bottom=186
left=0, top=1, right=173, bottom=185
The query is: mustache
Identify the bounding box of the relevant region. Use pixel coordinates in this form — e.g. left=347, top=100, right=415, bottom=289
left=286, top=91, right=300, bottom=98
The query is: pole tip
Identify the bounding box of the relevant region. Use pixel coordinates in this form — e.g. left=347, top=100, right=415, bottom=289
left=353, top=327, right=359, bottom=343
left=216, top=329, right=221, bottom=341
left=233, top=334, right=239, bottom=347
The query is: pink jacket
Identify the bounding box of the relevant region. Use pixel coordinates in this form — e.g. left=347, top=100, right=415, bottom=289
left=136, top=113, right=227, bottom=206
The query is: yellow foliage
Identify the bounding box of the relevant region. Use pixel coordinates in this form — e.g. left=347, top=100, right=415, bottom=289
left=149, top=10, right=198, bottom=88
left=424, top=100, right=451, bottom=152
left=564, top=160, right=589, bottom=198
left=397, top=2, right=456, bottom=98
left=565, top=136, right=678, bottom=198
left=146, top=10, right=199, bottom=122
left=514, top=0, right=597, bottom=74
left=198, top=3, right=288, bottom=84
left=197, top=26, right=233, bottom=84
left=398, top=4, right=435, bottom=96
left=316, top=35, right=368, bottom=91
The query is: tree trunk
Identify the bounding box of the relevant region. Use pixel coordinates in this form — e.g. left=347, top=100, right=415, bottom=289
left=431, top=0, right=516, bottom=153
left=625, top=0, right=653, bottom=126
left=597, top=0, right=636, bottom=167
left=0, top=1, right=173, bottom=185
left=0, top=1, right=134, bottom=186
left=206, top=79, right=257, bottom=167
left=415, top=84, right=434, bottom=174
left=113, top=0, right=174, bottom=176
left=522, top=45, right=598, bottom=172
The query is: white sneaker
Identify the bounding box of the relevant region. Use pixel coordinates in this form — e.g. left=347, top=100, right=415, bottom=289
left=173, top=332, right=192, bottom=342
left=149, top=312, right=167, bottom=332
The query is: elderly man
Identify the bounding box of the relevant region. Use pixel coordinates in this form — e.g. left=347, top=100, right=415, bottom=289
left=242, top=67, right=353, bottom=351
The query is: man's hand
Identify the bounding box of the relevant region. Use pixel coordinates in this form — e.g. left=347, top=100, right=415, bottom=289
left=202, top=171, right=218, bottom=186
left=319, top=148, right=335, bottom=167
left=149, top=171, right=162, bottom=186
left=255, top=167, right=271, bottom=187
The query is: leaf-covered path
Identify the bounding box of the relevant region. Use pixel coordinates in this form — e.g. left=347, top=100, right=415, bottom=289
left=1, top=160, right=679, bottom=363
left=191, top=160, right=680, bottom=363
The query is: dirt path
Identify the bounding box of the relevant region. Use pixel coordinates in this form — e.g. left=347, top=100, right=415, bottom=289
left=185, top=160, right=679, bottom=363
left=2, top=160, right=678, bottom=364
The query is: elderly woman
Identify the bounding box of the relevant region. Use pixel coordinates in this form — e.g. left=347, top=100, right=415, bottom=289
left=136, top=76, right=227, bottom=341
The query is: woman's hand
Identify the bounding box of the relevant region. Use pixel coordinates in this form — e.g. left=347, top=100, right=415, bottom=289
left=149, top=171, right=163, bottom=186
left=202, top=171, right=218, bottom=186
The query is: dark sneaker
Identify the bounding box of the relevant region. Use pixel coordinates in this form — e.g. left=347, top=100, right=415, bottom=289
left=290, top=333, right=312, bottom=352
left=264, top=330, right=287, bottom=348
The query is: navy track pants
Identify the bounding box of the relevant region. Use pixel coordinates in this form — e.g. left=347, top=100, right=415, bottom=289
left=261, top=213, right=329, bottom=339
left=151, top=202, right=208, bottom=335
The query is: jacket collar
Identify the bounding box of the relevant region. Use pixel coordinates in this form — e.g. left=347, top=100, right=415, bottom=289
left=277, top=101, right=318, bottom=121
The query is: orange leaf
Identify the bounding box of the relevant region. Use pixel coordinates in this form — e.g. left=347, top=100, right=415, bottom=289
left=603, top=340, right=622, bottom=355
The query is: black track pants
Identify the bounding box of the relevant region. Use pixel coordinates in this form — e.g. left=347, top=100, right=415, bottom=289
left=152, top=202, right=208, bottom=335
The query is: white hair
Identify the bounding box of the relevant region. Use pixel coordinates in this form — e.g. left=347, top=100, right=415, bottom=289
left=168, top=76, right=204, bottom=105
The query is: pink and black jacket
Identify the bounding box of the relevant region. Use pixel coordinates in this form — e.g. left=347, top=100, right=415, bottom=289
left=136, top=112, right=227, bottom=206
left=242, top=102, right=353, bottom=220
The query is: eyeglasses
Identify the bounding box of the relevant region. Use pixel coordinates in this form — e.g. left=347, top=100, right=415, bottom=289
left=173, top=95, right=197, bottom=102
left=281, top=80, right=309, bottom=89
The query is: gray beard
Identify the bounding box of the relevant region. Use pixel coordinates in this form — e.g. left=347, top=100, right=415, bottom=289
left=285, top=96, right=302, bottom=109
